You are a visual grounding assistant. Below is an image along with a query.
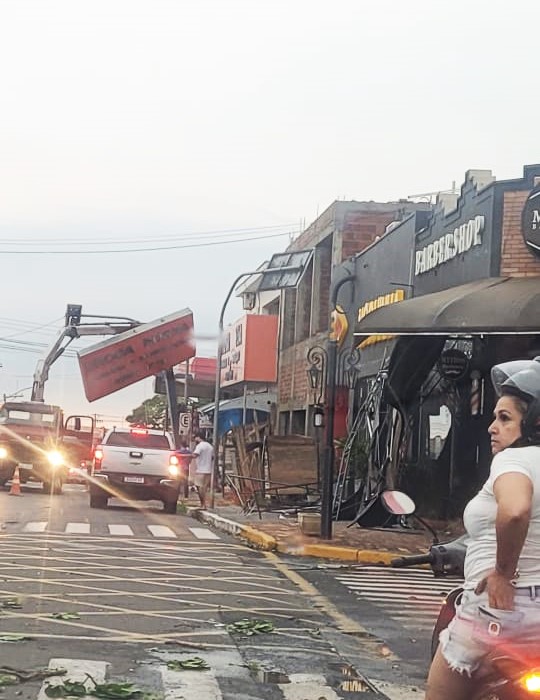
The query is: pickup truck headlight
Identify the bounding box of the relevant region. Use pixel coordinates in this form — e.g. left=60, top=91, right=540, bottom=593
left=47, top=450, right=64, bottom=468
left=0, top=446, right=8, bottom=460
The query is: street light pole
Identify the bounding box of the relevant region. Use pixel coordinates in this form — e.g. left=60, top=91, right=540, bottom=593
left=321, top=274, right=355, bottom=540
left=210, top=266, right=302, bottom=509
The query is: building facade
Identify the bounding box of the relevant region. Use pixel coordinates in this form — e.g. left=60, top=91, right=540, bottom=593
left=274, top=199, right=429, bottom=437
left=345, top=164, right=540, bottom=517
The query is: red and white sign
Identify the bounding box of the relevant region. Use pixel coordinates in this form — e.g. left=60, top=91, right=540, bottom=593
left=220, top=314, right=278, bottom=387
left=78, top=309, right=195, bottom=402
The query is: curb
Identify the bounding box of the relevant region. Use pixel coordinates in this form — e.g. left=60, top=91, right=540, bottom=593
left=190, top=509, right=404, bottom=564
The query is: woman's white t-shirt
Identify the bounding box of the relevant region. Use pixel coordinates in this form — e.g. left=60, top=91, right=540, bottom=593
left=463, top=445, right=540, bottom=587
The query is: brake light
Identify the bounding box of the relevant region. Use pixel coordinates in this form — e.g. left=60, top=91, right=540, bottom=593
left=169, top=454, right=180, bottom=466
left=93, top=446, right=103, bottom=471
left=130, top=428, right=148, bottom=435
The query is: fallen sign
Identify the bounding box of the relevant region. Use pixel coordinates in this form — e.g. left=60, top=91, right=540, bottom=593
left=78, top=309, right=195, bottom=402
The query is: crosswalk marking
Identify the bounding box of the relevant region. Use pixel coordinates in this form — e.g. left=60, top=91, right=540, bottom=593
left=65, top=522, right=91, bottom=534
left=371, top=679, right=424, bottom=699
left=147, top=525, right=177, bottom=538
left=280, top=674, right=340, bottom=700
left=108, top=524, right=134, bottom=536
left=24, top=521, right=48, bottom=532
left=10, top=522, right=214, bottom=539
left=159, top=663, right=221, bottom=700
left=38, top=659, right=109, bottom=700
left=31, top=653, right=370, bottom=700
left=189, top=527, right=220, bottom=540
left=336, top=566, right=460, bottom=631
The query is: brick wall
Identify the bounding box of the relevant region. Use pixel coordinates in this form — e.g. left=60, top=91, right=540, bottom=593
left=339, top=211, right=399, bottom=262
left=500, top=191, right=540, bottom=276
left=278, top=333, right=327, bottom=409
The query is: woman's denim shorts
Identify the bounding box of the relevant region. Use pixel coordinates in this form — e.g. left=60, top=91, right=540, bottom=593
left=439, top=588, right=540, bottom=676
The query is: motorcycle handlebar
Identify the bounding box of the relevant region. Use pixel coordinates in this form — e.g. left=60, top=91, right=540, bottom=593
left=391, top=553, right=434, bottom=568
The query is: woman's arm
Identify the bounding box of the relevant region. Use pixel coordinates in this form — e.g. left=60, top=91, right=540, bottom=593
left=476, top=472, right=532, bottom=608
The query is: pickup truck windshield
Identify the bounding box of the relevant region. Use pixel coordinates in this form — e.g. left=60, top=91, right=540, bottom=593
left=106, top=433, right=171, bottom=449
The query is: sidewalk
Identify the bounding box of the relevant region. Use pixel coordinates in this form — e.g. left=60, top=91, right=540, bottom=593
left=186, top=495, right=462, bottom=564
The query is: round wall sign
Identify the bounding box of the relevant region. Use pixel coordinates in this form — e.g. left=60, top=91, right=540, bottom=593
left=439, top=348, right=469, bottom=380
left=522, top=186, right=540, bottom=256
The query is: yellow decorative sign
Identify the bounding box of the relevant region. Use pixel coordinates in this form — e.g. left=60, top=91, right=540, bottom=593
left=329, top=304, right=349, bottom=346
left=356, top=289, right=404, bottom=349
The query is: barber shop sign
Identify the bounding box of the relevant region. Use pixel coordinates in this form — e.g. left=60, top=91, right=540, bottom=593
left=522, top=186, right=540, bottom=256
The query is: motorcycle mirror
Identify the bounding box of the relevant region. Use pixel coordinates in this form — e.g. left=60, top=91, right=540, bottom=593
left=381, top=490, right=416, bottom=516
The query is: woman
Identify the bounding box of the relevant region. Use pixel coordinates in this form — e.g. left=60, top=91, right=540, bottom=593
left=425, top=357, right=540, bottom=700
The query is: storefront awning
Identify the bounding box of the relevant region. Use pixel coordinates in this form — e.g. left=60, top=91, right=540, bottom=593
left=354, top=277, right=540, bottom=336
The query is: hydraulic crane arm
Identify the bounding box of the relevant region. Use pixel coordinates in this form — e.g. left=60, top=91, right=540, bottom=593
left=31, top=305, right=140, bottom=402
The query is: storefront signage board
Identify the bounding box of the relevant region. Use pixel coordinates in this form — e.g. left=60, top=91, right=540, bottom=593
left=220, top=314, right=278, bottom=387
left=78, top=309, right=195, bottom=402
left=415, top=215, right=485, bottom=275
left=522, top=186, right=540, bottom=256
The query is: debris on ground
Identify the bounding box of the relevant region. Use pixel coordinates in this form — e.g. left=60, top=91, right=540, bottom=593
left=166, top=657, right=210, bottom=671
left=226, top=618, right=275, bottom=635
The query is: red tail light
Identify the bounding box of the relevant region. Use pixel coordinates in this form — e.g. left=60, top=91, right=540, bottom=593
left=169, top=454, right=180, bottom=467
left=93, top=446, right=103, bottom=471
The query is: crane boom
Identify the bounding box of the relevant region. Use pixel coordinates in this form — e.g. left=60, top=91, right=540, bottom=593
left=31, top=306, right=139, bottom=402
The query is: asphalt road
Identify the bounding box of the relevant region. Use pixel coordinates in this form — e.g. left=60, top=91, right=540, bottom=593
left=0, top=484, right=415, bottom=700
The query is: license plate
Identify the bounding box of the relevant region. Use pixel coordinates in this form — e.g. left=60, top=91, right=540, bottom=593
left=19, top=463, right=33, bottom=470
left=124, top=476, right=144, bottom=484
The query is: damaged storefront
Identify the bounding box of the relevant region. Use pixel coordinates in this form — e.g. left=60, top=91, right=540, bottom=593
left=349, top=165, right=540, bottom=519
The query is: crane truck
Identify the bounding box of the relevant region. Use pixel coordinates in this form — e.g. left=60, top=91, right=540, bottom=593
left=0, top=305, right=139, bottom=494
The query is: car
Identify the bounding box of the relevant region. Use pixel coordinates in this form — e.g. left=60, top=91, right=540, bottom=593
left=88, top=427, right=185, bottom=513
left=67, top=461, right=90, bottom=485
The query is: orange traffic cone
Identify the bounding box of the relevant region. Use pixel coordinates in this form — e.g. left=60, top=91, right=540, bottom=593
left=9, top=467, right=22, bottom=496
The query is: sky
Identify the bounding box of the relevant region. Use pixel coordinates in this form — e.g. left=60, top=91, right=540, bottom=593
left=0, top=0, right=538, bottom=425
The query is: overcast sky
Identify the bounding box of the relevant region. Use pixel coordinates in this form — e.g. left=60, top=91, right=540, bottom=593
left=0, top=0, right=538, bottom=423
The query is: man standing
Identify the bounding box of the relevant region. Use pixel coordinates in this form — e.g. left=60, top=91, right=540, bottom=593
left=191, top=431, right=213, bottom=509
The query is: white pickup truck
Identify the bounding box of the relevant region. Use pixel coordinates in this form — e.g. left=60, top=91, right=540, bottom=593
left=89, top=427, right=185, bottom=513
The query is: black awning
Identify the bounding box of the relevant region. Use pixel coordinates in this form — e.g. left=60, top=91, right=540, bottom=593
left=354, top=277, right=540, bottom=336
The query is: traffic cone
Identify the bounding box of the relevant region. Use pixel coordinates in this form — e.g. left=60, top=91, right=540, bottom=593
left=9, top=467, right=22, bottom=496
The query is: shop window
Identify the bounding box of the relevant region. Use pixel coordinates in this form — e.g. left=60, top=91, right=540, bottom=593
left=291, top=409, right=306, bottom=435
left=280, top=288, right=297, bottom=350
left=427, top=405, right=452, bottom=460
left=279, top=411, right=290, bottom=435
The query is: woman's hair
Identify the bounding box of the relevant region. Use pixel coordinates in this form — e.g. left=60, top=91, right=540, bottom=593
left=503, top=391, right=530, bottom=418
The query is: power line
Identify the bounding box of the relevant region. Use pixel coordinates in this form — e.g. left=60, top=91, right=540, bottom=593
left=0, top=224, right=298, bottom=245
left=0, top=230, right=294, bottom=255
left=0, top=317, right=63, bottom=340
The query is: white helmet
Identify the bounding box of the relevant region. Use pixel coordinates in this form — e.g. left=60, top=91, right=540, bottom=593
left=491, top=357, right=540, bottom=442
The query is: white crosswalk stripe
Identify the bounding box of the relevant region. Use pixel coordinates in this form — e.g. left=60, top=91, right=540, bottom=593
left=280, top=674, right=340, bottom=699
left=38, top=659, right=108, bottom=699
left=189, top=527, right=220, bottom=540
left=65, top=522, right=91, bottom=534
left=108, top=524, right=134, bottom=536
left=147, top=524, right=177, bottom=538
left=159, top=660, right=222, bottom=699
left=336, top=566, right=461, bottom=631
left=24, top=521, right=48, bottom=532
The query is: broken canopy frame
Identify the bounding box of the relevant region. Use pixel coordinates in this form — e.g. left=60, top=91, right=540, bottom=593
left=348, top=276, right=540, bottom=525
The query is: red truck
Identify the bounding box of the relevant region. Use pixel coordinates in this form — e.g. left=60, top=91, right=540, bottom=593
left=0, top=400, right=94, bottom=494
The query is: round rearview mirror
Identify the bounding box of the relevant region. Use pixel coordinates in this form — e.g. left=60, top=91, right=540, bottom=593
left=381, top=490, right=416, bottom=516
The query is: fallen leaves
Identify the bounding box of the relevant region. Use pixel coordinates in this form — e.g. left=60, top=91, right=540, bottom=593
left=226, top=618, right=275, bottom=635
left=166, top=657, right=210, bottom=671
